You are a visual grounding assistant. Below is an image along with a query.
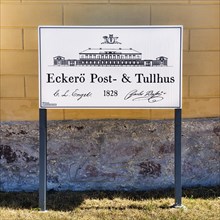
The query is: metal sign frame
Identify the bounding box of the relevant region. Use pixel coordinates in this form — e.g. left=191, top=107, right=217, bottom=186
left=38, top=26, right=182, bottom=109
left=38, top=26, right=183, bottom=211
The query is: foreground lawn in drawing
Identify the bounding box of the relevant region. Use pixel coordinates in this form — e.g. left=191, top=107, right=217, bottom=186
left=0, top=186, right=219, bottom=220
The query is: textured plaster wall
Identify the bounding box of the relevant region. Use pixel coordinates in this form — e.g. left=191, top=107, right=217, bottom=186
left=0, top=0, right=219, bottom=192
left=0, top=118, right=219, bottom=191
left=0, top=0, right=219, bottom=121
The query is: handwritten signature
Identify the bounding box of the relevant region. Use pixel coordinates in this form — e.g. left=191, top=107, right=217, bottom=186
left=124, top=89, right=166, bottom=103
left=53, top=89, right=92, bottom=101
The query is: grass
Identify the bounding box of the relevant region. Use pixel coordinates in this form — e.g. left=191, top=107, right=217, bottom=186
left=0, top=186, right=219, bottom=220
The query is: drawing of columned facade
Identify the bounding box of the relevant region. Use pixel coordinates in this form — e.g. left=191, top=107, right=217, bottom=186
left=53, top=47, right=168, bottom=67
left=79, top=48, right=142, bottom=66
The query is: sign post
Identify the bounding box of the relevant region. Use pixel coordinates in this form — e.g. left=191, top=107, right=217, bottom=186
left=174, top=108, right=182, bottom=207
left=39, top=109, right=47, bottom=211
left=38, top=26, right=183, bottom=211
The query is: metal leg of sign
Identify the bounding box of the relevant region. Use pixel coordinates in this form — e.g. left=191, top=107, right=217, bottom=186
left=173, top=108, right=184, bottom=208
left=39, top=109, right=47, bottom=211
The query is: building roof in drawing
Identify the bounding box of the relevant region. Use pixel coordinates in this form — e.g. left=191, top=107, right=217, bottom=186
left=79, top=48, right=141, bottom=54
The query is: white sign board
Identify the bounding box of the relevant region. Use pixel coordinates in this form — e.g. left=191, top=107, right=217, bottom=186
left=39, top=26, right=182, bottom=109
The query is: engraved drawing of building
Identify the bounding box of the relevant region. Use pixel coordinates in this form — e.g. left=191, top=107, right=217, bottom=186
left=53, top=47, right=168, bottom=67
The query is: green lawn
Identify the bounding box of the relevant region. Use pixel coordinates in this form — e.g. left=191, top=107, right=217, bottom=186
left=0, top=186, right=219, bottom=220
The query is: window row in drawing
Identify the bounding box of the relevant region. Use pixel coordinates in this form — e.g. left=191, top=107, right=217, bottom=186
left=53, top=48, right=168, bottom=67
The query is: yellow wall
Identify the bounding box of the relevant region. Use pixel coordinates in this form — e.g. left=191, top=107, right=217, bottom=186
left=0, top=0, right=219, bottom=121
